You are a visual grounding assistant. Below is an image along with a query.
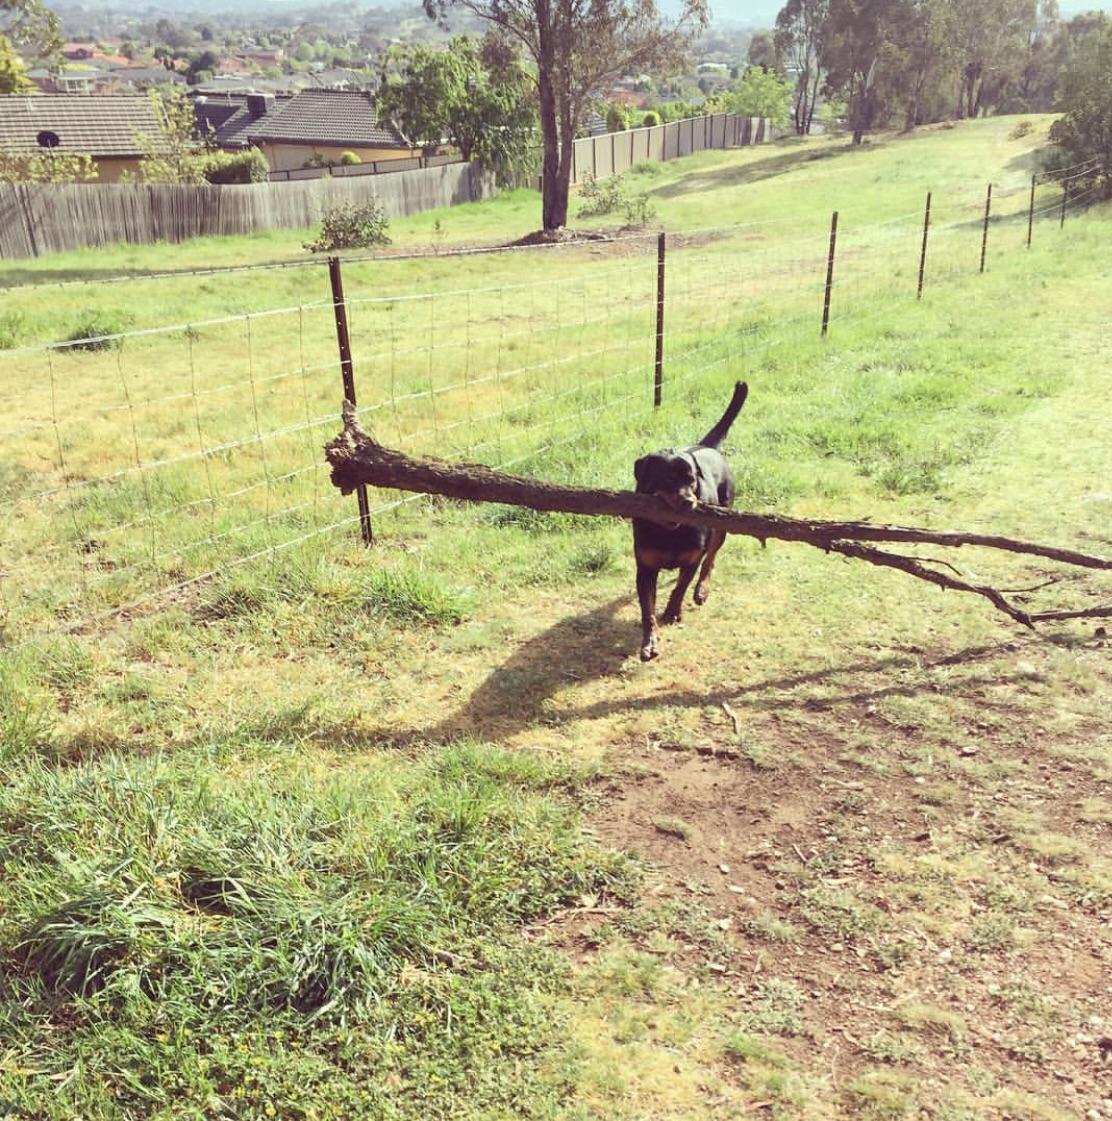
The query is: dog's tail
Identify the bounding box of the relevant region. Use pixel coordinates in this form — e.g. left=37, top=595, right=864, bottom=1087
left=698, top=381, right=749, bottom=450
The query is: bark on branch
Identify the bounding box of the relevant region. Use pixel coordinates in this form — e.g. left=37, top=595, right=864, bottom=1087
left=325, top=403, right=1111, bottom=629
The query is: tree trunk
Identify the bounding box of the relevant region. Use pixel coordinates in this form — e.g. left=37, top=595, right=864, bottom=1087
left=553, top=107, right=574, bottom=226
left=537, top=63, right=564, bottom=230
left=805, top=70, right=821, bottom=133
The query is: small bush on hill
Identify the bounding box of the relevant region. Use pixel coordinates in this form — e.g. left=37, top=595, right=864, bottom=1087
left=577, top=172, right=656, bottom=226
left=201, top=149, right=270, bottom=184
left=1009, top=120, right=1034, bottom=140
left=577, top=172, right=627, bottom=217
left=63, top=313, right=134, bottom=351
left=304, top=199, right=392, bottom=253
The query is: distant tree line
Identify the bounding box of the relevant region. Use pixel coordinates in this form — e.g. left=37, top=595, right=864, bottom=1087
left=750, top=0, right=1108, bottom=142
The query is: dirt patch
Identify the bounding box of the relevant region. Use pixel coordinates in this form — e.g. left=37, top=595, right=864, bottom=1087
left=569, top=639, right=1112, bottom=1118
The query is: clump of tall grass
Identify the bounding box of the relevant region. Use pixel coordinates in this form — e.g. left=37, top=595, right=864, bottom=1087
left=0, top=744, right=634, bottom=1116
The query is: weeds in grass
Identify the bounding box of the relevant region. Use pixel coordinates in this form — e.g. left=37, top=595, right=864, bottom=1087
left=63, top=312, right=133, bottom=350
left=740, top=978, right=805, bottom=1036
left=745, top=911, right=801, bottom=943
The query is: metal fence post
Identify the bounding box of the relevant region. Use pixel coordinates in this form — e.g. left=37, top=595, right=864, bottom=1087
left=328, top=256, right=373, bottom=548
left=1027, top=173, right=1036, bottom=248
left=980, top=183, right=992, bottom=273
left=654, top=232, right=666, bottom=407
left=821, top=211, right=838, bottom=338
left=918, top=191, right=931, bottom=299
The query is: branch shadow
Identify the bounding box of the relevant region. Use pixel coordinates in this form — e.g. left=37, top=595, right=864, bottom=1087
left=559, top=636, right=1085, bottom=726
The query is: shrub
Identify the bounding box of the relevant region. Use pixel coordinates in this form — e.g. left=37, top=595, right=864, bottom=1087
left=0, top=310, right=25, bottom=350
left=623, top=192, right=656, bottom=227
left=304, top=199, right=391, bottom=253
left=642, top=111, right=661, bottom=128
left=201, top=149, right=270, bottom=184
left=605, top=104, right=629, bottom=133
left=577, top=172, right=627, bottom=217
left=630, top=160, right=662, bottom=176
left=339, top=150, right=362, bottom=166
left=1009, top=119, right=1034, bottom=140
left=63, top=313, right=134, bottom=351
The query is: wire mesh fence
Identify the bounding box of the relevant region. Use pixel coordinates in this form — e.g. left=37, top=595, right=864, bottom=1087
left=0, top=163, right=1103, bottom=648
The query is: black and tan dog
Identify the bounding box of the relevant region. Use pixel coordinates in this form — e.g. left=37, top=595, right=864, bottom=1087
left=632, top=381, right=749, bottom=661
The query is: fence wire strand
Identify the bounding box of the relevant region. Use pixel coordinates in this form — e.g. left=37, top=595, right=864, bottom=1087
left=2, top=183, right=1106, bottom=650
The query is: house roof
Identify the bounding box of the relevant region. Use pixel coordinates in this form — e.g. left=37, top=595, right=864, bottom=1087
left=0, top=94, right=163, bottom=157
left=25, top=66, right=112, bottom=83
left=245, top=89, right=408, bottom=149
left=113, top=68, right=187, bottom=86
left=193, top=93, right=276, bottom=149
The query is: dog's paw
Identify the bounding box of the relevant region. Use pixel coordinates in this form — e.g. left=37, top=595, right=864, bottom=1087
left=640, top=642, right=659, bottom=662
left=693, top=582, right=711, bottom=606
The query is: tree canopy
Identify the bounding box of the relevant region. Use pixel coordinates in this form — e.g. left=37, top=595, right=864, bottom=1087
left=0, top=31, right=30, bottom=92
left=1, top=0, right=60, bottom=60
left=421, top=0, right=708, bottom=231
left=378, top=36, right=536, bottom=183
left=769, top=0, right=1105, bottom=142
left=1048, top=24, right=1112, bottom=194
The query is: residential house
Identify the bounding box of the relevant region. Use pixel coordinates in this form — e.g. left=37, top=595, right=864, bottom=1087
left=237, top=88, right=416, bottom=172
left=0, top=94, right=164, bottom=181
left=193, top=92, right=285, bottom=150
left=109, top=68, right=187, bottom=92
left=26, top=66, right=113, bottom=95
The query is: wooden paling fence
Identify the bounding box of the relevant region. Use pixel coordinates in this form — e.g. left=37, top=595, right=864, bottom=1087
left=0, top=114, right=770, bottom=260
left=0, top=160, right=496, bottom=260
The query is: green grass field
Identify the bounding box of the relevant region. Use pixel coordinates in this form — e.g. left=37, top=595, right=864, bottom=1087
left=1, top=116, right=1110, bottom=1121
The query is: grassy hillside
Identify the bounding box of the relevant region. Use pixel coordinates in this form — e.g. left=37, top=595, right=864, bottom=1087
left=1, top=117, right=1109, bottom=1121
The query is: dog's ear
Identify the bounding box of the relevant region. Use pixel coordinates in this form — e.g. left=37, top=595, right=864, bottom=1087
left=634, top=456, right=649, bottom=486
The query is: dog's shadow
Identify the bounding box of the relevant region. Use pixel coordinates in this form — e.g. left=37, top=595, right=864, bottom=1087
left=423, top=595, right=632, bottom=744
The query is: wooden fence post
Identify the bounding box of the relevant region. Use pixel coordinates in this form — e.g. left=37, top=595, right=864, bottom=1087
left=1060, top=179, right=1069, bottom=228
left=822, top=211, right=838, bottom=338
left=1027, top=173, right=1036, bottom=248
left=654, top=232, right=666, bottom=408
left=328, top=256, right=373, bottom=547
left=918, top=191, right=931, bottom=299
left=980, top=183, right=992, bottom=273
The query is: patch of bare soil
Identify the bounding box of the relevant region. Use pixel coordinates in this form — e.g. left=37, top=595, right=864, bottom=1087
left=565, top=641, right=1111, bottom=1117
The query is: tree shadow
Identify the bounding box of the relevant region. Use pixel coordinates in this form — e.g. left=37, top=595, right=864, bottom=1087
left=650, top=141, right=882, bottom=200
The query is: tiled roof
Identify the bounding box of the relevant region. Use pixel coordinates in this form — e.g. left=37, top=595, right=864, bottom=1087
left=246, top=89, right=409, bottom=149
left=0, top=94, right=163, bottom=156
left=193, top=94, right=268, bottom=150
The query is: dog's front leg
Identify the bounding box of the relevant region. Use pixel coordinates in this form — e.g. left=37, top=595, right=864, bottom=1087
left=637, top=564, right=661, bottom=661
left=662, top=563, right=699, bottom=626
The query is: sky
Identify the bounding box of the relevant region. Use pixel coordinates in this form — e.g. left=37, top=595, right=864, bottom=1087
left=662, top=0, right=1112, bottom=24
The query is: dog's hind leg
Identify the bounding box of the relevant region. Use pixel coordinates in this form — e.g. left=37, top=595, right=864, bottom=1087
left=637, top=564, right=662, bottom=661
left=662, top=563, right=699, bottom=626
left=694, top=530, right=726, bottom=606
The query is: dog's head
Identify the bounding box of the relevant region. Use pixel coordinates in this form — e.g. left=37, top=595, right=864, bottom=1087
left=634, top=451, right=699, bottom=512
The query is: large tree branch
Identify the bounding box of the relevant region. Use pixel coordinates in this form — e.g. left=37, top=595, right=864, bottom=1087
left=325, top=404, right=1111, bottom=627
